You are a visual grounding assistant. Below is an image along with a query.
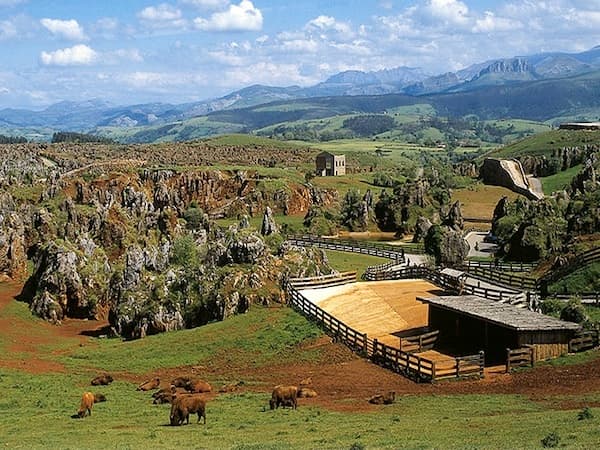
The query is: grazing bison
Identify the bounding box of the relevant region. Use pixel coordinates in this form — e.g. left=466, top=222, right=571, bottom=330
left=269, top=385, right=298, bottom=410
left=185, top=379, right=212, bottom=394
left=93, top=393, right=107, bottom=403
left=171, top=376, right=191, bottom=388
left=170, top=395, right=206, bottom=426
left=137, top=377, right=160, bottom=391
left=152, top=386, right=186, bottom=399
left=91, top=374, right=113, bottom=386
left=297, top=387, right=318, bottom=398
left=154, top=392, right=177, bottom=405
left=368, top=391, right=396, bottom=405
left=77, top=392, right=95, bottom=418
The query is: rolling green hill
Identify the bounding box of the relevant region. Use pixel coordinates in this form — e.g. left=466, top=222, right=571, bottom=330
left=489, top=129, right=600, bottom=159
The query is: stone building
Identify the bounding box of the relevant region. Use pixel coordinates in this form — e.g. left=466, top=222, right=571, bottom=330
left=315, top=151, right=346, bottom=176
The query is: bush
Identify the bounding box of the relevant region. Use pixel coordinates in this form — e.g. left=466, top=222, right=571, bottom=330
left=577, top=407, right=594, bottom=420
left=540, top=298, right=565, bottom=317
left=541, top=431, right=560, bottom=448
left=560, top=298, right=588, bottom=323
left=172, top=235, right=199, bottom=270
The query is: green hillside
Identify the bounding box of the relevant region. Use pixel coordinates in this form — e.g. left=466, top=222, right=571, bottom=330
left=489, top=129, right=600, bottom=158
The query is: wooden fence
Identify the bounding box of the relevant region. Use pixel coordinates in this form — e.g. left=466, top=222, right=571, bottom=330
left=506, top=346, right=534, bottom=373
left=569, top=330, right=600, bottom=353
left=287, top=235, right=405, bottom=263
left=462, top=260, right=538, bottom=273
left=541, top=247, right=600, bottom=286
left=552, top=293, right=600, bottom=305
left=399, top=330, right=439, bottom=353
left=286, top=278, right=484, bottom=382
left=288, top=271, right=357, bottom=289
left=462, top=266, right=539, bottom=291
left=363, top=265, right=525, bottom=305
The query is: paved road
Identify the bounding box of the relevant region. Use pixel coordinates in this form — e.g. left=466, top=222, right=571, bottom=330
left=464, top=231, right=498, bottom=258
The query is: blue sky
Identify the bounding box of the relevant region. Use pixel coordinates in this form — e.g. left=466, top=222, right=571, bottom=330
left=1, top=0, right=599, bottom=108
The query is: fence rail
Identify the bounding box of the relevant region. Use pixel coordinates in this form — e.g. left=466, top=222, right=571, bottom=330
left=551, top=293, right=600, bottom=305
left=289, top=271, right=357, bottom=289
left=462, top=266, right=539, bottom=291
left=287, top=235, right=405, bottom=263
left=506, top=346, right=534, bottom=373
left=399, top=330, right=439, bottom=353
left=569, top=330, right=600, bottom=353
left=462, top=260, right=538, bottom=273
left=286, top=277, right=484, bottom=382
left=363, top=265, right=524, bottom=304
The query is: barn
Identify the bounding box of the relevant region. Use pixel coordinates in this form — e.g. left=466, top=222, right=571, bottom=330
left=315, top=151, right=346, bottom=176
left=418, top=295, right=581, bottom=365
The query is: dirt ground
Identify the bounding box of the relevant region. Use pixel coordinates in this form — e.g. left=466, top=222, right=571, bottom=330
left=2, top=281, right=600, bottom=413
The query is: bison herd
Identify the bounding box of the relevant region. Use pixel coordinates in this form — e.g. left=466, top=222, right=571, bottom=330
left=76, top=373, right=394, bottom=425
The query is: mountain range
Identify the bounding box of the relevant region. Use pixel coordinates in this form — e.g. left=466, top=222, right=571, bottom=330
left=1, top=45, right=600, bottom=141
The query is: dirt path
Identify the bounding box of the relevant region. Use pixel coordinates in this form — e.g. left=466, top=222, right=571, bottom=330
left=0, top=282, right=109, bottom=374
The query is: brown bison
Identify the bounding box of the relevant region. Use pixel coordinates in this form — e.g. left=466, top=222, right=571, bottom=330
left=171, top=376, right=191, bottom=388
left=170, top=394, right=206, bottom=426
left=91, top=374, right=113, bottom=386
left=77, top=392, right=95, bottom=418
left=93, top=393, right=107, bottom=403
left=269, top=385, right=298, bottom=410
left=368, top=391, right=395, bottom=405
left=297, top=387, right=318, bottom=398
left=137, top=377, right=160, bottom=391
left=154, top=392, right=177, bottom=405
left=152, top=386, right=186, bottom=399
left=185, top=379, right=212, bottom=394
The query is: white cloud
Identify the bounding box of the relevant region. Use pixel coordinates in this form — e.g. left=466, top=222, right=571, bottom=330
left=118, top=71, right=206, bottom=89
left=0, top=87, right=9, bottom=94
left=40, top=18, right=87, bottom=41
left=180, top=0, right=229, bottom=9
left=137, top=3, right=187, bottom=29
left=422, top=0, right=470, bottom=26
left=194, top=0, right=262, bottom=31
left=0, top=19, right=17, bottom=40
left=279, top=38, right=318, bottom=53
left=40, top=44, right=98, bottom=66
left=473, top=11, right=522, bottom=33
left=305, top=15, right=352, bottom=35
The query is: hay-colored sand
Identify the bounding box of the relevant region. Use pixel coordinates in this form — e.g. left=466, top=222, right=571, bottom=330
left=300, top=280, right=441, bottom=348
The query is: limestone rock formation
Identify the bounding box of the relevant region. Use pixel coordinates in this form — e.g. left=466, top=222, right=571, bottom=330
left=260, top=207, right=278, bottom=236
left=412, top=216, right=432, bottom=243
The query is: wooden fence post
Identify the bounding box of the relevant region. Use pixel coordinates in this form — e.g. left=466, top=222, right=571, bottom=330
left=479, top=351, right=485, bottom=379
left=506, top=348, right=511, bottom=373
left=373, top=338, right=378, bottom=360
left=363, top=333, right=368, bottom=355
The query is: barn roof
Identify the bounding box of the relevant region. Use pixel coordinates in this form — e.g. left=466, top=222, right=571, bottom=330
left=418, top=295, right=581, bottom=332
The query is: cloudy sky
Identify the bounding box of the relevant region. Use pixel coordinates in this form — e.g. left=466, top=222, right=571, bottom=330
left=1, top=0, right=599, bottom=108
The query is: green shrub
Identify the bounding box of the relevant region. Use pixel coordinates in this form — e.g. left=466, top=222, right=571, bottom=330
left=541, top=431, right=560, bottom=448
left=577, top=407, right=594, bottom=421
left=540, top=298, right=564, bottom=317
left=560, top=298, right=588, bottom=324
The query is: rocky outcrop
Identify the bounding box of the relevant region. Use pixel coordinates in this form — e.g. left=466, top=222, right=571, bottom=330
left=425, top=224, right=469, bottom=266
left=0, top=211, right=27, bottom=280
left=480, top=158, right=543, bottom=200
left=26, top=241, right=110, bottom=322
left=443, top=201, right=464, bottom=231
left=412, top=216, right=432, bottom=243
left=261, top=207, right=278, bottom=236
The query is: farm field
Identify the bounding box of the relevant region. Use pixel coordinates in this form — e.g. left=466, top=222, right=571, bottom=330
left=451, top=184, right=521, bottom=220
left=1, top=281, right=600, bottom=448
left=539, top=164, right=583, bottom=195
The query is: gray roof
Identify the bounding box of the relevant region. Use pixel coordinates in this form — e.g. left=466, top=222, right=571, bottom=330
left=418, top=295, right=581, bottom=332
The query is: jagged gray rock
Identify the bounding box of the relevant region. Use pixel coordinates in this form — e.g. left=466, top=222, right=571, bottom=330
left=260, top=207, right=278, bottom=236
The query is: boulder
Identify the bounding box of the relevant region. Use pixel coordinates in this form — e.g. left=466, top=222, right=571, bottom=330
left=260, top=207, right=278, bottom=236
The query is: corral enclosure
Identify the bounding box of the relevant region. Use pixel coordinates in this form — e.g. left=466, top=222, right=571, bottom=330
left=300, top=279, right=443, bottom=348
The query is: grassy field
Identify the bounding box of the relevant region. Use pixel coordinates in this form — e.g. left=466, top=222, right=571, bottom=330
left=489, top=129, right=600, bottom=159
left=1, top=369, right=599, bottom=450
left=548, top=262, right=600, bottom=294
left=539, top=164, right=582, bottom=195
left=324, top=250, right=389, bottom=279
left=451, top=184, right=521, bottom=220
left=1, top=280, right=600, bottom=449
